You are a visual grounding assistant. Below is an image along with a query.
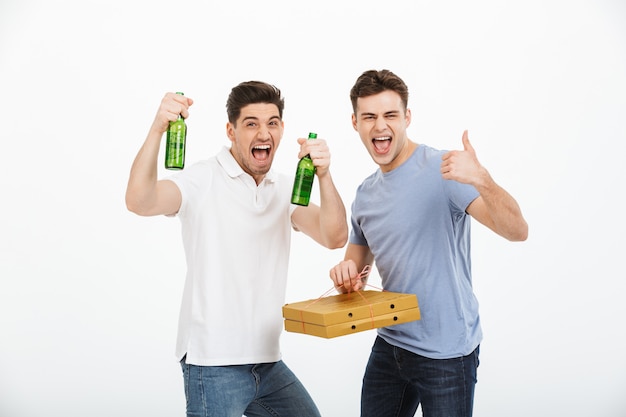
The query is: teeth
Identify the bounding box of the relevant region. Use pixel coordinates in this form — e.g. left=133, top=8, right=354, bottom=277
left=373, top=137, right=391, bottom=141
left=253, top=145, right=270, bottom=150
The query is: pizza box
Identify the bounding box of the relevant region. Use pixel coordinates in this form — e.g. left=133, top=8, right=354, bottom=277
left=282, top=290, right=420, bottom=338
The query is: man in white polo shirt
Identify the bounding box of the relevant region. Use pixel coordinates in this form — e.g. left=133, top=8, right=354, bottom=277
left=125, top=81, right=348, bottom=417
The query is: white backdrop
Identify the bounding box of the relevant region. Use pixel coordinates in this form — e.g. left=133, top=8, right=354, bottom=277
left=1, top=1, right=625, bottom=416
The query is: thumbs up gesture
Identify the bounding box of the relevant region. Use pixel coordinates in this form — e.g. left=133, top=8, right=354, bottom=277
left=440, top=130, right=486, bottom=185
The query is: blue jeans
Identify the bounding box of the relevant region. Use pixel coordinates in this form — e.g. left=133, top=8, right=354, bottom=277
left=180, top=357, right=321, bottom=417
left=361, top=336, right=479, bottom=417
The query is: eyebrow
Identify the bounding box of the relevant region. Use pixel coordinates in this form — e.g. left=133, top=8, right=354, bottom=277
left=360, top=110, right=401, bottom=117
left=241, top=115, right=281, bottom=123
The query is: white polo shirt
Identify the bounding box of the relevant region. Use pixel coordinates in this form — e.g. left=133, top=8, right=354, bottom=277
left=168, top=146, right=296, bottom=366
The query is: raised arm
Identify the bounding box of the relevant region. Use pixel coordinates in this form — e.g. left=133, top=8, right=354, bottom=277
left=125, top=92, right=193, bottom=217
left=291, top=136, right=348, bottom=249
left=441, top=130, right=528, bottom=241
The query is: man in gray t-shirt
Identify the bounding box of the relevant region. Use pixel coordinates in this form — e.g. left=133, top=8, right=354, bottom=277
left=329, top=69, right=528, bottom=417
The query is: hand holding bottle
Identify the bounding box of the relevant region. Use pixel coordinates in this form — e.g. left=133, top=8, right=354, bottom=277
left=151, top=92, right=193, bottom=135
left=291, top=133, right=335, bottom=205
left=295, top=134, right=332, bottom=178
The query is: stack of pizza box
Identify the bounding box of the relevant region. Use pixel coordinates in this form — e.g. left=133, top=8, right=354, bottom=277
left=283, top=290, right=420, bottom=339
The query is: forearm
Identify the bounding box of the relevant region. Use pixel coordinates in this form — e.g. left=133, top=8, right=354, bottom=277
left=316, top=171, right=348, bottom=249
left=125, top=127, right=163, bottom=214
left=474, top=169, right=528, bottom=241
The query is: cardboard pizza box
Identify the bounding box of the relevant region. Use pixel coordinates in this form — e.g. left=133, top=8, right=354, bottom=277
left=282, top=290, right=420, bottom=338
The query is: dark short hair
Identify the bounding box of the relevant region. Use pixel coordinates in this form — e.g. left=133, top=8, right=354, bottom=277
left=226, top=81, right=285, bottom=124
left=349, top=69, right=409, bottom=114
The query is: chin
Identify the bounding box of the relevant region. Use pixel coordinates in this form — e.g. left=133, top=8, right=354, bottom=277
left=371, top=152, right=390, bottom=163
left=253, top=163, right=272, bottom=175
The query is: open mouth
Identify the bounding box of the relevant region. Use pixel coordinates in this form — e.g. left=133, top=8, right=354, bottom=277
left=252, top=144, right=271, bottom=161
left=372, top=136, right=391, bottom=153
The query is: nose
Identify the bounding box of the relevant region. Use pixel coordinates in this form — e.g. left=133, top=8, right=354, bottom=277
left=257, top=125, right=271, bottom=139
left=374, top=116, right=387, bottom=131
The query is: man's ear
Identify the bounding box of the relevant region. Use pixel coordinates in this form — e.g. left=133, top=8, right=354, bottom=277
left=226, top=122, right=235, bottom=142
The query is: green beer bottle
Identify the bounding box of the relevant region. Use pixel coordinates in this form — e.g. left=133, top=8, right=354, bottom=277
left=165, top=92, right=187, bottom=170
left=291, top=132, right=317, bottom=206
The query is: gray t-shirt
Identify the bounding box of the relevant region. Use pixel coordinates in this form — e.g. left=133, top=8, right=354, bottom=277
left=350, top=144, right=481, bottom=359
